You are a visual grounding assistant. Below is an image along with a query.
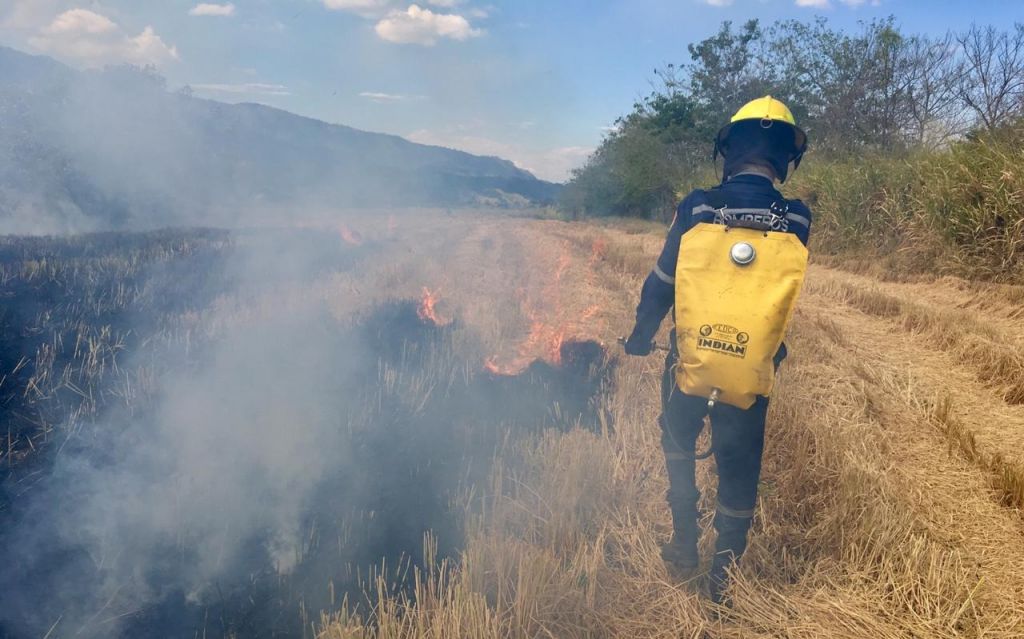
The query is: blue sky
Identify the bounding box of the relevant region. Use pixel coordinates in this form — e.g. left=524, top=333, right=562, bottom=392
left=2, top=1, right=1023, bottom=181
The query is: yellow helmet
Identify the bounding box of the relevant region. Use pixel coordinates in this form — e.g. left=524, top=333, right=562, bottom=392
left=714, top=96, right=808, bottom=177
left=731, top=95, right=798, bottom=126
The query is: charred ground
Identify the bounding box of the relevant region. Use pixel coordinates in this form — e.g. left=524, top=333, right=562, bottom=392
left=2, top=211, right=1024, bottom=638
left=0, top=219, right=615, bottom=638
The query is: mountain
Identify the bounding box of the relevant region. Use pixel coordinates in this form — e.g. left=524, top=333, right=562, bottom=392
left=0, top=46, right=560, bottom=233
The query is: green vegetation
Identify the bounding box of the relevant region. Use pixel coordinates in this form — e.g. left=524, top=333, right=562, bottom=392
left=788, top=125, right=1024, bottom=278
left=561, top=19, right=1024, bottom=280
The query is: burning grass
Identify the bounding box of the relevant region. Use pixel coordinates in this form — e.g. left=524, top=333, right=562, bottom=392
left=4, top=214, right=1024, bottom=638
left=0, top=224, right=618, bottom=637
left=321, top=297, right=1024, bottom=638
left=317, top=222, right=1024, bottom=639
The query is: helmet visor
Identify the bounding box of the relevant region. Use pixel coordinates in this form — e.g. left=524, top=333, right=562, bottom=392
left=716, top=119, right=807, bottom=160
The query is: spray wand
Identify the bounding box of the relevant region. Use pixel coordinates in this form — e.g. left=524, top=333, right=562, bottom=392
left=616, top=336, right=671, bottom=353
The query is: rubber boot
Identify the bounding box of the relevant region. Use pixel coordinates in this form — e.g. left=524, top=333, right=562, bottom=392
left=708, top=511, right=752, bottom=605
left=660, top=449, right=700, bottom=576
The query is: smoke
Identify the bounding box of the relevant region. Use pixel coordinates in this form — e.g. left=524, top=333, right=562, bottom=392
left=0, top=50, right=556, bottom=236
left=0, top=32, right=573, bottom=639
left=0, top=225, right=614, bottom=638
left=0, top=234, right=371, bottom=636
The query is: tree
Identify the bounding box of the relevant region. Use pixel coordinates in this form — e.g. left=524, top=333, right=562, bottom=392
left=956, top=24, right=1024, bottom=130
left=560, top=67, right=705, bottom=218
left=903, top=33, right=964, bottom=146
left=562, top=18, right=1024, bottom=219
left=770, top=18, right=917, bottom=152
left=687, top=21, right=773, bottom=125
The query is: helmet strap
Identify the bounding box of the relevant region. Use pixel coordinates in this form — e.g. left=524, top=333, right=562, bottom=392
left=712, top=139, right=724, bottom=182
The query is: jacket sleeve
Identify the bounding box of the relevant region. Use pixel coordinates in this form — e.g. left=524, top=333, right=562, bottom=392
left=630, top=194, right=697, bottom=343
left=787, top=199, right=813, bottom=247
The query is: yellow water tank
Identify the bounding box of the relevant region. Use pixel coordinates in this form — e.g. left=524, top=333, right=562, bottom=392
left=674, top=223, right=808, bottom=409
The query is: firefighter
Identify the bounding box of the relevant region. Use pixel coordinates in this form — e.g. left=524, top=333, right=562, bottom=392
left=623, top=96, right=812, bottom=604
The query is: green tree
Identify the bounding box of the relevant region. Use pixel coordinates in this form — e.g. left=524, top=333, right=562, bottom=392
left=562, top=17, right=1024, bottom=219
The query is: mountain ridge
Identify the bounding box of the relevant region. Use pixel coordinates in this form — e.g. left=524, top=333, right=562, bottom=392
left=0, top=45, right=559, bottom=233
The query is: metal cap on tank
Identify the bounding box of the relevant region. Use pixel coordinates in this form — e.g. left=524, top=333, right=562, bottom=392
left=730, top=241, right=756, bottom=265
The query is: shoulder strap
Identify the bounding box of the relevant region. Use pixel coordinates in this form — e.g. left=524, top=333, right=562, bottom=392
left=702, top=188, right=796, bottom=232
left=702, top=188, right=728, bottom=211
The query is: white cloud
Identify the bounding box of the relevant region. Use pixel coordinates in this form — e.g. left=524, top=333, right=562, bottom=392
left=45, top=8, right=117, bottom=34
left=323, top=0, right=460, bottom=12
left=189, top=3, right=236, bottom=17
left=375, top=4, right=482, bottom=45
left=28, top=9, right=179, bottom=67
left=321, top=1, right=485, bottom=44
left=795, top=0, right=879, bottom=6
left=703, top=0, right=734, bottom=6
left=358, top=91, right=424, bottom=102
left=130, top=26, right=179, bottom=63
left=192, top=82, right=291, bottom=96
left=407, top=129, right=591, bottom=182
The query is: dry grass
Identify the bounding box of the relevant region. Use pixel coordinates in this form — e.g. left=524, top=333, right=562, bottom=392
left=7, top=214, right=1024, bottom=637
left=805, top=271, right=1024, bottom=405
left=787, top=127, right=1024, bottom=282
left=931, top=394, right=1024, bottom=512
left=316, top=219, right=1024, bottom=638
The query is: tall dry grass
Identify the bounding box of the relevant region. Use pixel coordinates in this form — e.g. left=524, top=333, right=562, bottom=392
left=6, top=215, right=1022, bottom=637
left=318, top=222, right=1024, bottom=639
left=788, top=125, right=1024, bottom=282
left=804, top=272, right=1024, bottom=405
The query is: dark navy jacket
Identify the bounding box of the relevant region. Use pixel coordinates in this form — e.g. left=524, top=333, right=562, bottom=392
left=632, top=173, right=813, bottom=349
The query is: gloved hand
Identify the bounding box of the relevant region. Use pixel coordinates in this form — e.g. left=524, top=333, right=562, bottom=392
left=623, top=327, right=654, bottom=356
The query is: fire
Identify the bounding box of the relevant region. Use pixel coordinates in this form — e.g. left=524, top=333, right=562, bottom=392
left=483, top=321, right=567, bottom=376
left=339, top=225, right=363, bottom=246
left=483, top=358, right=502, bottom=375
left=521, top=316, right=567, bottom=365
left=484, top=240, right=598, bottom=376
left=417, top=287, right=449, bottom=326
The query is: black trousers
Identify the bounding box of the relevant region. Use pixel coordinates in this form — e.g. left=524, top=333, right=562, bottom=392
left=659, top=346, right=768, bottom=559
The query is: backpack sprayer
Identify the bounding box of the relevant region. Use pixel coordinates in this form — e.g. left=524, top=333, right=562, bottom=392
left=620, top=202, right=809, bottom=456
left=673, top=205, right=808, bottom=411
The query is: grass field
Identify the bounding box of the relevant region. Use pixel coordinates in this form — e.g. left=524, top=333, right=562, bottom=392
left=2, top=211, right=1023, bottom=638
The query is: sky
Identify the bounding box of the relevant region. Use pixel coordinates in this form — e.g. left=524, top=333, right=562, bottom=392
left=2, top=1, right=1023, bottom=182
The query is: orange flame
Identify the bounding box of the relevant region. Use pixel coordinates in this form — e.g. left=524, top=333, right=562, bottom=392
left=483, top=241, right=584, bottom=375
left=417, top=287, right=450, bottom=326
left=483, top=323, right=566, bottom=376
left=483, top=357, right=502, bottom=375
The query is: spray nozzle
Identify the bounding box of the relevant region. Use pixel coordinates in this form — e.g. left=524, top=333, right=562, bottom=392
left=707, top=388, right=721, bottom=411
